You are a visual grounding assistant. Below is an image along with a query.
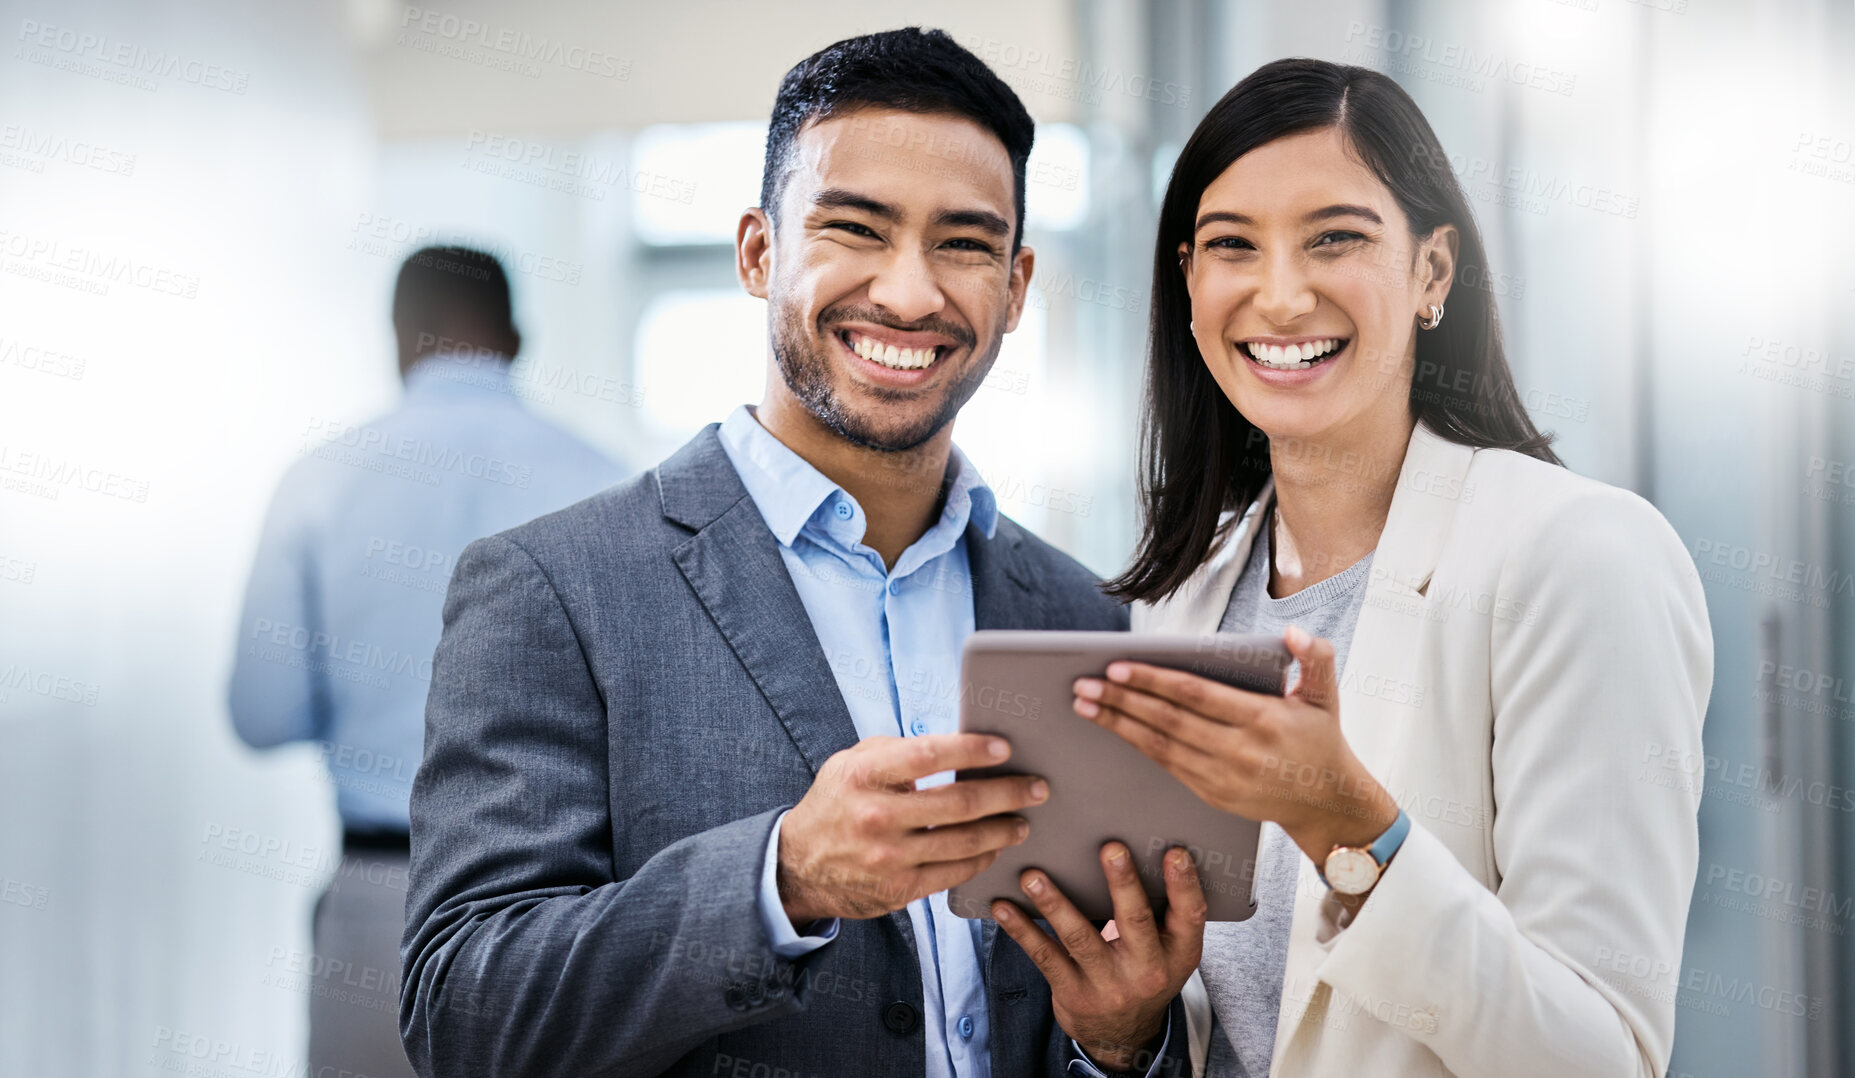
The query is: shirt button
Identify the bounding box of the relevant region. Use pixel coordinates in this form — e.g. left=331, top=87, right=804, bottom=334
left=958, top=1014, right=975, bottom=1040
left=910, top=719, right=928, bottom=736
left=834, top=501, right=853, bottom=520
left=888, top=580, right=901, bottom=595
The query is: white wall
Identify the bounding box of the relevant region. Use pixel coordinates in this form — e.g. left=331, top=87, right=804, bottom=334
left=0, top=1, right=377, bottom=1073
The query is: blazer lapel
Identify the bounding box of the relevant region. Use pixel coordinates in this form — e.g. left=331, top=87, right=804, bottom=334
left=661, top=427, right=862, bottom=776
left=1134, top=478, right=1274, bottom=634
left=1275, top=422, right=1476, bottom=1052
left=1340, top=422, right=1476, bottom=767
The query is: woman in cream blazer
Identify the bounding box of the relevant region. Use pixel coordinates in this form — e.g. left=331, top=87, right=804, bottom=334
left=1077, top=60, right=1713, bottom=1077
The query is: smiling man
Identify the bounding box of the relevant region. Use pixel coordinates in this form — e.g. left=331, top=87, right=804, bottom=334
left=399, top=28, right=1198, bottom=1078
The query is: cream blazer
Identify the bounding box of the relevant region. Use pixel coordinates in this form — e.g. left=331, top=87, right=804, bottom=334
left=1137, top=423, right=1713, bottom=1078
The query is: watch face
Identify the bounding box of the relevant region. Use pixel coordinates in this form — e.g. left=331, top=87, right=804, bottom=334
left=1325, top=848, right=1378, bottom=894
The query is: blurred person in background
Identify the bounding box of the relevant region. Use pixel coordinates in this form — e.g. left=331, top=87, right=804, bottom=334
left=228, top=245, right=627, bottom=1078
left=1077, top=59, right=1712, bottom=1077
left=401, top=29, right=1201, bottom=1078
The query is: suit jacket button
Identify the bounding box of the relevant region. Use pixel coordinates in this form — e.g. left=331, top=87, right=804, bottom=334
left=882, top=1001, right=920, bottom=1035
left=743, top=980, right=766, bottom=1007
left=763, top=976, right=789, bottom=1000
left=724, top=985, right=749, bottom=1011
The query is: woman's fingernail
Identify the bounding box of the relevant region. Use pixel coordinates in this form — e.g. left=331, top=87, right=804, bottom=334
left=1285, top=625, right=1310, bottom=649
left=989, top=738, right=1010, bottom=759
left=1106, top=663, right=1131, bottom=683
left=1025, top=874, right=1045, bottom=895
left=1073, top=697, right=1100, bottom=719
left=1030, top=779, right=1049, bottom=802
left=1073, top=678, right=1103, bottom=700
left=993, top=902, right=1014, bottom=923
left=1106, top=844, right=1128, bottom=866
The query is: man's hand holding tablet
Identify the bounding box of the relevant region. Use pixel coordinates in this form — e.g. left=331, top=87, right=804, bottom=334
left=992, top=840, right=1207, bottom=1073
left=775, top=733, right=1046, bottom=922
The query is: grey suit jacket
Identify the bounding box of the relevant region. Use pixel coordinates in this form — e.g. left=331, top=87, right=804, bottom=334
left=400, top=426, right=1187, bottom=1078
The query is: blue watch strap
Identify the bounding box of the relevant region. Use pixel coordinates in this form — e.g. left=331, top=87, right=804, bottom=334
left=1369, top=808, right=1412, bottom=868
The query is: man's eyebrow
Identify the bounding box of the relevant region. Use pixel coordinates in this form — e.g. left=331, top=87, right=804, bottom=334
left=1194, top=204, right=1385, bottom=231
left=809, top=191, right=1011, bottom=239
left=935, top=208, right=1012, bottom=237
left=810, top=188, right=900, bottom=219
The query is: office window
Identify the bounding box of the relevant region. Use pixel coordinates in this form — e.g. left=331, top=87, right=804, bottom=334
left=1026, top=123, right=1090, bottom=231
left=631, top=122, right=767, bottom=246
left=632, top=289, right=766, bottom=439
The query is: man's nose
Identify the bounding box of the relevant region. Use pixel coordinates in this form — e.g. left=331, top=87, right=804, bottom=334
left=866, top=248, right=948, bottom=324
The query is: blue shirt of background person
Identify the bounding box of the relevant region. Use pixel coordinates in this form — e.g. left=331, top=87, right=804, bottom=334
left=228, top=245, right=627, bottom=833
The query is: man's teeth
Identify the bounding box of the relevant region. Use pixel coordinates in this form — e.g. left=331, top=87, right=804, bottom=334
left=1243, top=338, right=1345, bottom=371
left=849, top=332, right=939, bottom=370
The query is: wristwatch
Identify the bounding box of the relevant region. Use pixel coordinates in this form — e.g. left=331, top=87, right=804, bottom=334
left=1318, top=809, right=1411, bottom=895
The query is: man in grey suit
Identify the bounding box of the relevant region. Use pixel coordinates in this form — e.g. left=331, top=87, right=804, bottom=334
left=401, top=28, right=1204, bottom=1078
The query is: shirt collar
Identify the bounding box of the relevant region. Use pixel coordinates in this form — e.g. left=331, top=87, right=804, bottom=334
left=715, top=405, right=997, bottom=553
left=403, top=351, right=521, bottom=400
left=717, top=406, right=841, bottom=546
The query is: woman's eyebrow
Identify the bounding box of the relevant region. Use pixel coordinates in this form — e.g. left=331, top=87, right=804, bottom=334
left=1304, top=203, right=1383, bottom=225
left=1193, top=204, right=1385, bottom=232
left=1194, top=210, right=1253, bottom=231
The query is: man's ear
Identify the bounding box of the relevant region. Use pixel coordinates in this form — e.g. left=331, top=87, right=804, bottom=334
left=737, top=208, right=774, bottom=299
left=1003, top=244, right=1036, bottom=333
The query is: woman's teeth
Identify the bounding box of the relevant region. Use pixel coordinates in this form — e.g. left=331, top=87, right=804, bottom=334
left=1244, top=338, right=1345, bottom=371
left=848, top=332, right=939, bottom=370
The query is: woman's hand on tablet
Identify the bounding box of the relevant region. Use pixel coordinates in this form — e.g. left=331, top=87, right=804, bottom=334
left=992, top=841, right=1205, bottom=1074
left=1071, top=626, right=1399, bottom=869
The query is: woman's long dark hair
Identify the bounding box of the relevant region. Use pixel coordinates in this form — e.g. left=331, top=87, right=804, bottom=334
left=1106, top=58, right=1560, bottom=604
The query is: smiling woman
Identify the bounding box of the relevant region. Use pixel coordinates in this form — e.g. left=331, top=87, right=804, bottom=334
left=1090, top=58, right=1714, bottom=1078
left=1110, top=60, right=1558, bottom=605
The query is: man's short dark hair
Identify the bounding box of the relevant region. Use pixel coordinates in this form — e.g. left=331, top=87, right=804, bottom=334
left=392, top=245, right=517, bottom=357
left=759, top=27, right=1036, bottom=250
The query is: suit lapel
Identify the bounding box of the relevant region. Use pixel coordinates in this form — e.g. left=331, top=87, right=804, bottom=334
left=968, top=517, right=1040, bottom=633
left=967, top=518, right=1039, bottom=972
left=661, top=427, right=862, bottom=775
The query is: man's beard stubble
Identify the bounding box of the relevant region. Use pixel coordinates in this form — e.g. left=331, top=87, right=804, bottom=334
left=769, top=298, right=998, bottom=454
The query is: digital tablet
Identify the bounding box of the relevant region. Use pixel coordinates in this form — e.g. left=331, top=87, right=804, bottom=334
left=946, top=631, right=1290, bottom=923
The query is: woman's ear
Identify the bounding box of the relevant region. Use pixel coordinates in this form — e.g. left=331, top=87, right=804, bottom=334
left=1176, top=240, right=1192, bottom=273
left=1418, top=223, right=1459, bottom=310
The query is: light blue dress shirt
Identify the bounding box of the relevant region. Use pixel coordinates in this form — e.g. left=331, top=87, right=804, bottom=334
left=717, top=406, right=1165, bottom=1078
left=229, top=352, right=626, bottom=831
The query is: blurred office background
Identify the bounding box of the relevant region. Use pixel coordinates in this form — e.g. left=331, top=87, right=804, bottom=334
left=1, top=0, right=1852, bottom=1074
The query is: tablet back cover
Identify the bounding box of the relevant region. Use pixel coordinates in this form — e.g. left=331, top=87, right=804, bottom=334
left=947, top=631, right=1288, bottom=923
